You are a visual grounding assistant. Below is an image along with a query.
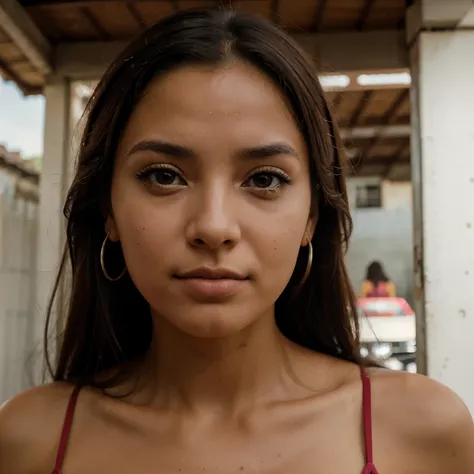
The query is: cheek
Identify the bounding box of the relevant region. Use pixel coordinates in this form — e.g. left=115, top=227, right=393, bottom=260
left=249, top=213, right=308, bottom=294
left=110, top=188, right=180, bottom=281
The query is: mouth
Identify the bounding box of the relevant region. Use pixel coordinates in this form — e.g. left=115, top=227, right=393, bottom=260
left=173, top=267, right=249, bottom=299
left=174, top=267, right=249, bottom=281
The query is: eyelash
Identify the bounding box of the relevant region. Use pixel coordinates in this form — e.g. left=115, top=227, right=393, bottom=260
left=243, top=166, right=292, bottom=193
left=136, top=164, right=292, bottom=194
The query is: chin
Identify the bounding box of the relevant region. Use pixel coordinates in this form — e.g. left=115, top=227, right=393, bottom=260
left=154, top=303, right=260, bottom=339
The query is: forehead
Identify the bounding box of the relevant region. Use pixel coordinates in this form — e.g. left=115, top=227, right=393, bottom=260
left=120, top=61, right=305, bottom=151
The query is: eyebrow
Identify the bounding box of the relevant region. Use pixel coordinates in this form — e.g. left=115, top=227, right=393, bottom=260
left=127, top=140, right=195, bottom=159
left=238, top=143, right=299, bottom=159
left=127, top=140, right=299, bottom=160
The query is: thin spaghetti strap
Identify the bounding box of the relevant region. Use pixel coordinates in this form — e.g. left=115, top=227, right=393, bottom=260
left=360, top=367, right=378, bottom=474
left=51, top=385, right=81, bottom=474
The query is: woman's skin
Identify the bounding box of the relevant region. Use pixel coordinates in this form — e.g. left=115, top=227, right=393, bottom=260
left=1, top=61, right=473, bottom=474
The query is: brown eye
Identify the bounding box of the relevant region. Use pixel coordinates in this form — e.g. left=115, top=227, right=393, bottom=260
left=152, top=169, right=180, bottom=186
left=137, top=166, right=186, bottom=187
left=243, top=170, right=291, bottom=192
left=251, top=173, right=274, bottom=188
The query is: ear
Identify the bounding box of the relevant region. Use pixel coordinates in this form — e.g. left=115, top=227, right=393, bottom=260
left=301, top=207, right=318, bottom=246
left=105, top=215, right=120, bottom=242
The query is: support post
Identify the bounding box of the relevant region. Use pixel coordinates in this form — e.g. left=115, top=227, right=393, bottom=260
left=33, top=77, right=71, bottom=382
left=410, top=23, right=474, bottom=411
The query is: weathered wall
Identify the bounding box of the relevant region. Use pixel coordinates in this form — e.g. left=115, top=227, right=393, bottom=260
left=0, top=163, right=38, bottom=403
left=345, top=178, right=414, bottom=304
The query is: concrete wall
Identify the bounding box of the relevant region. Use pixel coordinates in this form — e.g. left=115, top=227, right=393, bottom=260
left=345, top=177, right=414, bottom=304
left=409, top=28, right=474, bottom=410
left=0, top=173, right=38, bottom=404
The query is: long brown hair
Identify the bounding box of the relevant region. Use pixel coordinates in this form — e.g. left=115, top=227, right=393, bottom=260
left=45, top=7, right=361, bottom=387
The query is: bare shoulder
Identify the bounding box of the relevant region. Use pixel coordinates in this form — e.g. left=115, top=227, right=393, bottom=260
left=0, top=382, right=75, bottom=474
left=369, top=368, right=474, bottom=472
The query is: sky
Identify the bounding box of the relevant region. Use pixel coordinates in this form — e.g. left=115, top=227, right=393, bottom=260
left=0, top=78, right=45, bottom=157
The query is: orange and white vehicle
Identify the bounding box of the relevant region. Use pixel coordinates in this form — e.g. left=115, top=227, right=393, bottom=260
left=358, top=297, right=416, bottom=372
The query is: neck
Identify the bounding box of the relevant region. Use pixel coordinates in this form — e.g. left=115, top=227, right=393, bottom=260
left=142, top=310, right=293, bottom=412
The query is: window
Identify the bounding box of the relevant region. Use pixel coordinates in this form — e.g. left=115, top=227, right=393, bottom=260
left=356, top=184, right=382, bottom=208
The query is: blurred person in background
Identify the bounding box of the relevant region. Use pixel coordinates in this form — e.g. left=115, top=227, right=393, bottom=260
left=361, top=260, right=396, bottom=298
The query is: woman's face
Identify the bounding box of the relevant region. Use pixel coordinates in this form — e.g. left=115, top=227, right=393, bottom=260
left=108, top=61, right=316, bottom=338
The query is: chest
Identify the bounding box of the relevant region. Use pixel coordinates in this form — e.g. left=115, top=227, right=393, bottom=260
left=60, top=410, right=368, bottom=474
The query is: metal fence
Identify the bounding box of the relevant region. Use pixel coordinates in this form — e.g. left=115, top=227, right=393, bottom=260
left=0, top=186, right=38, bottom=404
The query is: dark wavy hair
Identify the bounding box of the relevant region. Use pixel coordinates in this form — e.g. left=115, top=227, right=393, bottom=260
left=366, top=261, right=390, bottom=286
left=45, top=7, right=362, bottom=388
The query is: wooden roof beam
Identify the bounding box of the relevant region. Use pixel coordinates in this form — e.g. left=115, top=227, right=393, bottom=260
left=352, top=155, right=410, bottom=167
left=126, top=2, right=146, bottom=31
left=349, top=154, right=409, bottom=175
left=0, top=55, right=41, bottom=94
left=348, top=90, right=374, bottom=128
left=299, top=30, right=408, bottom=73
left=54, top=30, right=408, bottom=80
left=311, top=0, right=328, bottom=32
left=21, top=0, right=180, bottom=4
left=355, top=89, right=409, bottom=159
left=0, top=0, right=52, bottom=74
left=169, top=0, right=179, bottom=13
left=383, top=143, right=410, bottom=179
left=80, top=6, right=110, bottom=40
left=340, top=124, right=410, bottom=141
left=270, top=0, right=280, bottom=24
left=354, top=0, right=376, bottom=31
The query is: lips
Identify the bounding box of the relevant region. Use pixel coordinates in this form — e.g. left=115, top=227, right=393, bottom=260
left=175, top=267, right=248, bottom=281
left=174, top=267, right=248, bottom=299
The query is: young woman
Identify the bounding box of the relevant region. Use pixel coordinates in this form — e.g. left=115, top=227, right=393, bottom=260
left=360, top=261, right=396, bottom=298
left=1, top=8, right=473, bottom=474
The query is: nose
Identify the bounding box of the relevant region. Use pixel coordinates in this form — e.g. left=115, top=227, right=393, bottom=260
left=186, top=184, right=241, bottom=250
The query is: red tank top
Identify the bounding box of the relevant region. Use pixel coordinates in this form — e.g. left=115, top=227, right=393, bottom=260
left=51, top=366, right=378, bottom=473
left=366, top=281, right=390, bottom=298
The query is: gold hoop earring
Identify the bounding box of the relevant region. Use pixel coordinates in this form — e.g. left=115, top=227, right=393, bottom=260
left=296, top=238, right=313, bottom=290
left=100, top=233, right=127, bottom=282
